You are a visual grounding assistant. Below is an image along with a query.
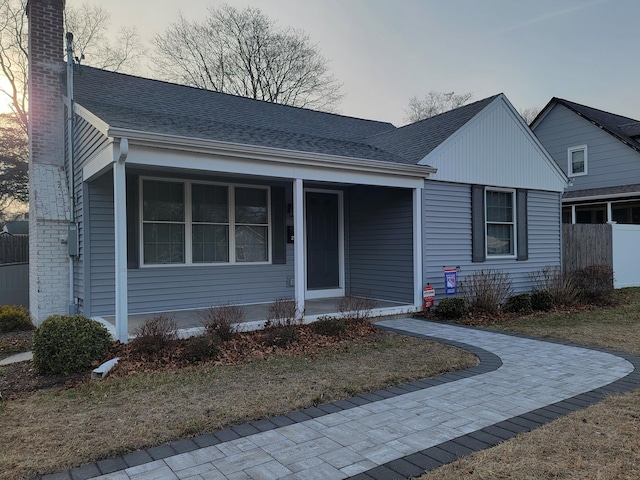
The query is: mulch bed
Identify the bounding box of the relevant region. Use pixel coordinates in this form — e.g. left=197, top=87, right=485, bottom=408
left=0, top=320, right=380, bottom=400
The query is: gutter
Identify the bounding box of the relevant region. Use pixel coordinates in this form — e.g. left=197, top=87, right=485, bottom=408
left=105, top=127, right=437, bottom=179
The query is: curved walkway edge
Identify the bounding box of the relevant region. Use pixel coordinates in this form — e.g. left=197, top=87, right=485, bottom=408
left=38, top=319, right=640, bottom=480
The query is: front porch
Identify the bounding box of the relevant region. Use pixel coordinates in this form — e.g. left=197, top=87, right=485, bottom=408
left=97, top=297, right=418, bottom=339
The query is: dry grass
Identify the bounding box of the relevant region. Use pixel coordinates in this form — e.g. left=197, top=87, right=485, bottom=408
left=417, top=287, right=640, bottom=480
left=0, top=333, right=475, bottom=480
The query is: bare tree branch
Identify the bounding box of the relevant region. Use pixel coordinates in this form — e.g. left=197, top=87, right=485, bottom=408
left=151, top=4, right=343, bottom=112
left=0, top=0, right=146, bottom=135
left=518, top=106, right=541, bottom=125
left=405, top=91, right=474, bottom=124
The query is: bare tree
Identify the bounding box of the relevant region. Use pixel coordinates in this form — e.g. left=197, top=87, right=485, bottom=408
left=0, top=113, right=27, bottom=219
left=152, top=4, right=343, bottom=111
left=0, top=0, right=145, bottom=134
left=405, top=91, right=473, bottom=124
left=65, top=3, right=145, bottom=72
left=518, top=106, right=541, bottom=125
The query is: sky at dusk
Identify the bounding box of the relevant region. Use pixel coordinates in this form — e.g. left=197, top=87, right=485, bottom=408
left=68, top=0, right=639, bottom=126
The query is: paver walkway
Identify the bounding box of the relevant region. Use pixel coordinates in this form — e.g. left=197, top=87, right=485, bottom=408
left=45, top=318, right=640, bottom=480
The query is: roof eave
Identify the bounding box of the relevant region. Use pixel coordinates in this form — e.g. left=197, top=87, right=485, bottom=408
left=108, top=127, right=437, bottom=179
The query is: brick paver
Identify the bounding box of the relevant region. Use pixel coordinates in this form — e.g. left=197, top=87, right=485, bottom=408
left=41, top=319, right=638, bottom=480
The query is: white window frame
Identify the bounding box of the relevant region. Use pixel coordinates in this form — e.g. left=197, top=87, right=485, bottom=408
left=485, top=187, right=517, bottom=259
left=139, top=176, right=271, bottom=267
left=568, top=145, right=588, bottom=177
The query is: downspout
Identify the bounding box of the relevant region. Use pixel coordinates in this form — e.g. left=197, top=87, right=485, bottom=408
left=66, top=32, right=76, bottom=314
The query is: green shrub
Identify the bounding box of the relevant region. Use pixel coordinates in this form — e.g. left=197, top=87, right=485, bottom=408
left=434, top=297, right=469, bottom=320
left=0, top=305, right=33, bottom=333
left=337, top=295, right=376, bottom=322
left=201, top=304, right=242, bottom=341
left=131, top=315, right=178, bottom=356
left=502, top=293, right=533, bottom=314
left=32, top=315, right=112, bottom=375
left=310, top=316, right=347, bottom=337
left=180, top=334, right=219, bottom=363
left=572, top=265, right=614, bottom=305
left=461, top=270, right=512, bottom=314
left=263, top=324, right=299, bottom=347
left=531, top=290, right=553, bottom=311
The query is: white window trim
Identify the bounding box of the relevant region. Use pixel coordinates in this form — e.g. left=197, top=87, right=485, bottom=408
left=139, top=176, right=271, bottom=267
left=485, top=187, right=517, bottom=259
left=568, top=145, right=588, bottom=177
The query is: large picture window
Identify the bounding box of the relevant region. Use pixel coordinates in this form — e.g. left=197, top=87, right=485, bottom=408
left=141, top=179, right=270, bottom=266
left=486, top=189, right=515, bottom=257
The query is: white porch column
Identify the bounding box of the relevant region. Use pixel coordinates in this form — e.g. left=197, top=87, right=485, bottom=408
left=607, top=202, right=613, bottom=223
left=114, top=140, right=129, bottom=343
left=571, top=205, right=576, bottom=224
left=413, top=186, right=424, bottom=307
left=293, top=178, right=305, bottom=316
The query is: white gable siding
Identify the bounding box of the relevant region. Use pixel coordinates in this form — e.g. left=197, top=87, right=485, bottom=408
left=533, top=104, right=640, bottom=192
left=422, top=99, right=566, bottom=192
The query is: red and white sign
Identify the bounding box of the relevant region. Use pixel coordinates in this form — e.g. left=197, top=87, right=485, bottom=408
left=423, top=285, right=435, bottom=309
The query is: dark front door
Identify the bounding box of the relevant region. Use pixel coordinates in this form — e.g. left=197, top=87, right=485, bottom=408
left=306, top=191, right=340, bottom=290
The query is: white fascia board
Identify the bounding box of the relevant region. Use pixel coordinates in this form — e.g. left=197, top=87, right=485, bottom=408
left=108, top=127, right=435, bottom=188
left=83, top=143, right=115, bottom=181
left=73, top=103, right=111, bottom=136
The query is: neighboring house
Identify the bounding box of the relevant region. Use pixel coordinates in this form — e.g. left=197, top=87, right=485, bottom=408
left=27, top=0, right=568, bottom=340
left=531, top=98, right=640, bottom=224
left=0, top=221, right=29, bottom=236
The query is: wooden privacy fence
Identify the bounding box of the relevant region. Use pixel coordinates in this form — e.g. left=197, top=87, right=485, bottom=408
left=562, top=224, right=612, bottom=272
left=0, top=235, right=28, bottom=264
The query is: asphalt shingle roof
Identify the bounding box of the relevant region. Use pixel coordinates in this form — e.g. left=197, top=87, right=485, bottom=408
left=365, top=95, right=500, bottom=164
left=553, top=98, right=640, bottom=153
left=72, top=66, right=498, bottom=166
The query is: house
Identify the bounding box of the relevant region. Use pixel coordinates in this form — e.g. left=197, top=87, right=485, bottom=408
left=531, top=98, right=640, bottom=224
left=27, top=0, right=568, bottom=341
left=0, top=221, right=29, bottom=236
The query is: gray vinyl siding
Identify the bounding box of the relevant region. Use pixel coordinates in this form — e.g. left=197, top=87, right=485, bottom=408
left=88, top=174, right=294, bottom=316
left=71, top=114, right=110, bottom=314
left=534, top=105, right=640, bottom=191
left=423, top=181, right=561, bottom=302
left=347, top=186, right=414, bottom=303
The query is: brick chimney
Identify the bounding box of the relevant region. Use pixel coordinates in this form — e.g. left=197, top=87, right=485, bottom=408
left=26, top=0, right=71, bottom=323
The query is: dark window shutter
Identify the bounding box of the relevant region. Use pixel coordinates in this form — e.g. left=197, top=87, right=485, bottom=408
left=471, top=185, right=486, bottom=263
left=126, top=174, right=139, bottom=269
left=271, top=186, right=286, bottom=264
left=516, top=189, right=528, bottom=261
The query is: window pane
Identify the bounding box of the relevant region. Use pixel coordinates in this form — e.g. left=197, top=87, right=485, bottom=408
left=235, top=225, right=268, bottom=262
left=192, top=225, right=229, bottom=263
left=192, top=184, right=228, bottom=223
left=486, top=191, right=513, bottom=222
left=143, top=223, right=185, bottom=264
left=487, top=224, right=514, bottom=256
left=235, top=187, right=268, bottom=224
left=571, top=150, right=585, bottom=174
left=143, top=180, right=184, bottom=222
